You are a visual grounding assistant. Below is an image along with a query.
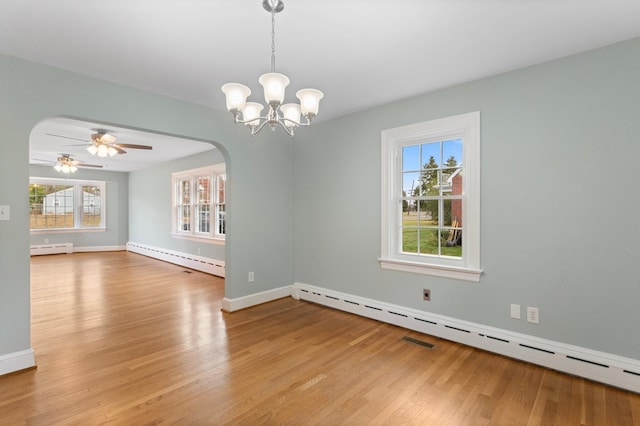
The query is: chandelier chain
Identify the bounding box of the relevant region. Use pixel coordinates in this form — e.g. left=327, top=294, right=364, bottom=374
left=271, top=10, right=276, bottom=72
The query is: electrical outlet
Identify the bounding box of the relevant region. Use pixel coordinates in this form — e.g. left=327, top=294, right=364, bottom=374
left=423, top=289, right=431, bottom=301
left=510, top=304, right=521, bottom=319
left=248, top=272, right=255, bottom=282
left=527, top=307, right=539, bottom=324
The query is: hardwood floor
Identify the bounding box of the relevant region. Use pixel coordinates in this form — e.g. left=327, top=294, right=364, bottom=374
left=1, top=251, right=639, bottom=424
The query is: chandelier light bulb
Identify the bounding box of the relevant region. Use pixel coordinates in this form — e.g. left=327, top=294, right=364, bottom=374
left=54, top=164, right=63, bottom=172
left=296, top=88, right=324, bottom=117
left=243, top=102, right=264, bottom=127
left=222, top=83, right=251, bottom=112
left=258, top=72, right=289, bottom=105
left=280, top=103, right=301, bottom=128
left=87, top=145, right=98, bottom=155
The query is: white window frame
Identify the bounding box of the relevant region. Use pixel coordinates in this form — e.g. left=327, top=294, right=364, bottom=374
left=29, top=177, right=106, bottom=233
left=171, top=164, right=225, bottom=244
left=379, top=112, right=481, bottom=282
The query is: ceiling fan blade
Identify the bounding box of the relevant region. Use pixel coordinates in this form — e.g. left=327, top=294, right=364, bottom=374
left=46, top=133, right=90, bottom=143
left=77, top=163, right=103, bottom=168
left=113, top=146, right=127, bottom=154
left=116, top=143, right=153, bottom=150
left=31, top=158, right=55, bottom=164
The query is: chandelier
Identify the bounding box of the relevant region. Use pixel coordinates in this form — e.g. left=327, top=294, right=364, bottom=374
left=221, top=0, right=324, bottom=137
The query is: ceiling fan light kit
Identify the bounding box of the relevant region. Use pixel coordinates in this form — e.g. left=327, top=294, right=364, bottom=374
left=52, top=154, right=104, bottom=173
left=221, top=0, right=323, bottom=137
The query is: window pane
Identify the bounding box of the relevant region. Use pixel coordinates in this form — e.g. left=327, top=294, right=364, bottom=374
left=82, top=185, right=101, bottom=227
left=442, top=138, right=462, bottom=168
left=196, top=176, right=210, bottom=204
left=420, top=200, right=438, bottom=223
left=419, top=170, right=441, bottom=196
left=418, top=227, right=439, bottom=255
left=179, top=180, right=190, bottom=204
left=402, top=227, right=419, bottom=254
left=178, top=206, right=191, bottom=231
left=217, top=175, right=226, bottom=204
left=421, top=143, right=440, bottom=169
left=217, top=204, right=226, bottom=235
left=197, top=205, right=211, bottom=233
left=402, top=172, right=421, bottom=197
left=30, top=184, right=74, bottom=229
left=402, top=145, right=420, bottom=171
left=442, top=228, right=463, bottom=258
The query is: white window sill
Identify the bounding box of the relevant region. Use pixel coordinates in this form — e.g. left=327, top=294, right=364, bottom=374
left=378, top=258, right=482, bottom=282
left=171, top=233, right=225, bottom=245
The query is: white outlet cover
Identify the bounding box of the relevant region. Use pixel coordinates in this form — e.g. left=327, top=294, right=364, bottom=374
left=527, top=306, right=540, bottom=324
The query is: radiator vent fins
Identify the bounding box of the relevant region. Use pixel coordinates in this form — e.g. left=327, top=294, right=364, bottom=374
left=444, top=325, right=471, bottom=334
left=414, top=317, right=438, bottom=325
left=566, top=355, right=610, bottom=369
left=519, top=344, right=555, bottom=355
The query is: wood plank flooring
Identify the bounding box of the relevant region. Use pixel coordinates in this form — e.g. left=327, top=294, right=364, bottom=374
left=1, top=251, right=639, bottom=424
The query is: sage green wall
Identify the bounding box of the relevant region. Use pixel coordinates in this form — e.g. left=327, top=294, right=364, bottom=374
left=128, top=150, right=226, bottom=261
left=0, top=53, right=293, bottom=358
left=29, top=164, right=129, bottom=248
left=293, top=38, right=640, bottom=360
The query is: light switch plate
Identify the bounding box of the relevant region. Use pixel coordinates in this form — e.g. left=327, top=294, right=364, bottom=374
left=510, top=303, right=521, bottom=319
left=0, top=205, right=9, bottom=221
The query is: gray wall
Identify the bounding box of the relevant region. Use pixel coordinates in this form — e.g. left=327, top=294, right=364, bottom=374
left=128, top=150, right=226, bottom=261
left=293, top=37, right=640, bottom=360
left=29, top=164, right=129, bottom=248
left=0, top=53, right=293, bottom=358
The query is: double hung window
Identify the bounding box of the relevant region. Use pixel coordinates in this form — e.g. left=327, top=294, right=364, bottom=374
left=172, top=164, right=225, bottom=242
left=380, top=112, right=481, bottom=281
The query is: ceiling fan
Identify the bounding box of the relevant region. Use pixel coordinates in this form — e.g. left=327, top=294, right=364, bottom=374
left=32, top=154, right=103, bottom=173
left=46, top=130, right=153, bottom=157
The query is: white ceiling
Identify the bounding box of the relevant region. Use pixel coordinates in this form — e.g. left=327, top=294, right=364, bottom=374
left=5, top=0, right=640, bottom=171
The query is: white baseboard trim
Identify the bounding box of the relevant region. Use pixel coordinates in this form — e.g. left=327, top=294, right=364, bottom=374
left=292, top=282, right=640, bottom=393
left=126, top=242, right=225, bottom=277
left=74, top=245, right=126, bottom=253
left=222, top=286, right=292, bottom=312
left=0, top=349, right=36, bottom=376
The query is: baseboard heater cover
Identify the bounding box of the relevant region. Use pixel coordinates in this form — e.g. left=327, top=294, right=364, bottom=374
left=126, top=242, right=225, bottom=277
left=30, top=243, right=73, bottom=256
left=292, top=282, right=640, bottom=394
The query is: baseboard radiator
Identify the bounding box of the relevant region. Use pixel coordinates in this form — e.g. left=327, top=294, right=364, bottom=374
left=126, top=242, right=225, bottom=277
left=292, top=282, right=640, bottom=394
left=30, top=243, right=73, bottom=256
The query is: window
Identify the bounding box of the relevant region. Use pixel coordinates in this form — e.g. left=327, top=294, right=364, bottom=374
left=172, top=164, right=225, bottom=242
left=29, top=178, right=106, bottom=231
left=380, top=112, right=481, bottom=282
